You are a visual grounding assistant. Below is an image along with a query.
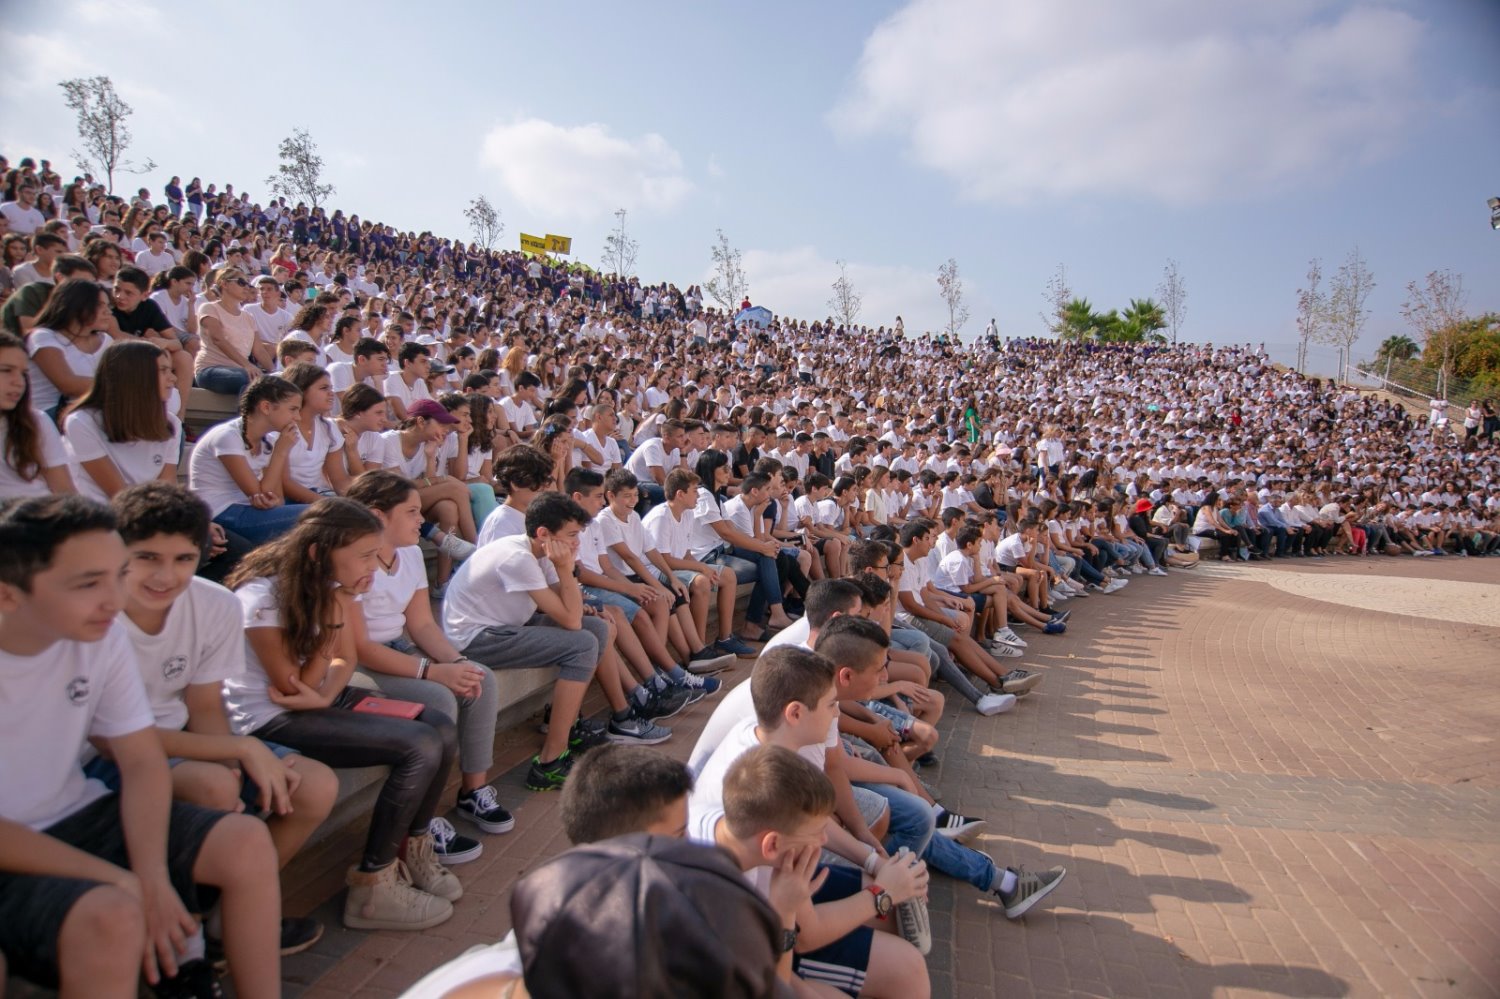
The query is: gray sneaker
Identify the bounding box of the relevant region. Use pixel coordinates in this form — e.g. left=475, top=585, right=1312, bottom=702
left=994, top=865, right=1066, bottom=918
left=997, top=669, right=1043, bottom=696
left=437, top=532, right=476, bottom=561
left=607, top=712, right=672, bottom=745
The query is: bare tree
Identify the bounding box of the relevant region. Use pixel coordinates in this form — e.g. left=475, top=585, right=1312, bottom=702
left=1294, top=258, right=1325, bottom=374
left=1400, top=269, right=1469, bottom=384
left=828, top=259, right=862, bottom=330
left=1318, top=247, right=1376, bottom=381
left=937, top=258, right=970, bottom=338
left=1040, top=263, right=1071, bottom=336
left=58, top=76, right=155, bottom=194
left=265, top=128, right=335, bottom=210
left=704, top=228, right=748, bottom=311
left=463, top=195, right=504, bottom=250
left=1156, top=259, right=1187, bottom=346
left=602, top=208, right=639, bottom=277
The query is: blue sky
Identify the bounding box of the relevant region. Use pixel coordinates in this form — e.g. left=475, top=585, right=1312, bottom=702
left=3, top=0, right=1497, bottom=373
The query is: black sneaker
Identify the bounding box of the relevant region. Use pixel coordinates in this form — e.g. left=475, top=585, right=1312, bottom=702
left=994, top=865, right=1067, bottom=918
left=151, top=959, right=222, bottom=998
left=687, top=646, right=736, bottom=674
left=525, top=751, right=576, bottom=791
left=673, top=678, right=708, bottom=706
left=206, top=915, right=322, bottom=970
left=934, top=808, right=987, bottom=843
left=429, top=816, right=484, bottom=863
left=639, top=684, right=691, bottom=720
left=568, top=717, right=610, bottom=753
left=456, top=785, right=516, bottom=834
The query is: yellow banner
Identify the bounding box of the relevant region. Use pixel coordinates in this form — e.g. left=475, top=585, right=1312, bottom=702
left=544, top=234, right=572, bottom=255
left=519, top=233, right=547, bottom=255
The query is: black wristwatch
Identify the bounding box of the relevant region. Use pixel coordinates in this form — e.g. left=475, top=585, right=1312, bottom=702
left=780, top=926, right=799, bottom=954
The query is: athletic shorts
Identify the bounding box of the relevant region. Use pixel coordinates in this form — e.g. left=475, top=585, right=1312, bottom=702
left=0, top=794, right=226, bottom=987
left=793, top=865, right=875, bottom=997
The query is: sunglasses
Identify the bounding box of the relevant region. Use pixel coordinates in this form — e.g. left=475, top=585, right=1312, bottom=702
left=231, top=278, right=251, bottom=287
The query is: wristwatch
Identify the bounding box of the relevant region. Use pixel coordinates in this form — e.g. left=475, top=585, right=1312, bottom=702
left=866, top=884, right=893, bottom=919
left=779, top=926, right=799, bottom=954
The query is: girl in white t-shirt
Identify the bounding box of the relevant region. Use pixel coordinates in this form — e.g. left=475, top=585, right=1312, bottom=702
left=63, top=340, right=182, bottom=502
left=345, top=470, right=510, bottom=834
left=26, top=277, right=112, bottom=419
left=222, top=497, right=465, bottom=929
left=0, top=330, right=74, bottom=497
left=280, top=362, right=353, bottom=502
left=186, top=375, right=309, bottom=545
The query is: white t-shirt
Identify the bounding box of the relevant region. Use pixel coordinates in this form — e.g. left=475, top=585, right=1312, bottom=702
left=120, top=577, right=244, bottom=732
left=624, top=437, right=672, bottom=482
left=994, top=533, right=1030, bottom=568
left=500, top=396, right=537, bottom=434
left=275, top=416, right=342, bottom=493
left=135, top=248, right=177, bottom=277
left=476, top=503, right=527, bottom=548
left=687, top=488, right=728, bottom=559
left=721, top=495, right=759, bottom=536
left=379, top=430, right=429, bottom=480
left=688, top=714, right=836, bottom=842
left=0, top=201, right=46, bottom=235
left=26, top=327, right=108, bottom=413
left=149, top=290, right=194, bottom=334
left=222, top=577, right=296, bottom=734
left=384, top=372, right=432, bottom=413
left=597, top=506, right=649, bottom=574
left=933, top=549, right=974, bottom=591
left=642, top=502, right=694, bottom=560
left=572, top=428, right=621, bottom=470
left=442, top=533, right=557, bottom=648
left=328, top=361, right=377, bottom=394
left=361, top=545, right=426, bottom=644
left=0, top=409, right=68, bottom=498
left=64, top=408, right=183, bottom=503
left=187, top=418, right=269, bottom=516
left=576, top=518, right=611, bottom=575
left=245, top=304, right=292, bottom=345
left=0, top=621, right=154, bottom=830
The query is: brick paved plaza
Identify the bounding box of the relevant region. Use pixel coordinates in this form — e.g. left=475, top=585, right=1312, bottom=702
left=277, top=557, right=1500, bottom=999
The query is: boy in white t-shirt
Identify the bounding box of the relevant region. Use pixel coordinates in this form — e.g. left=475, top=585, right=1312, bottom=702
left=0, top=494, right=281, bottom=998
left=108, top=481, right=338, bottom=956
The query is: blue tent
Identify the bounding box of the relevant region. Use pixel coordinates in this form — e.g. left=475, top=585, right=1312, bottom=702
left=734, top=305, right=773, bottom=329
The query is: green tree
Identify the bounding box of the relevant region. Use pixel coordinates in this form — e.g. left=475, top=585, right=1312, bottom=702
left=1375, top=335, right=1418, bottom=363
left=1113, top=298, right=1166, bottom=343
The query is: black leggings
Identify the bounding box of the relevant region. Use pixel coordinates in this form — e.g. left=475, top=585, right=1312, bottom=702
left=255, top=688, right=457, bottom=870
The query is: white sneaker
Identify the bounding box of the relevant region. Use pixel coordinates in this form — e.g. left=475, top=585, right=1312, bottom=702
left=987, top=642, right=1024, bottom=658
left=992, top=627, right=1027, bottom=648
left=1048, top=589, right=1070, bottom=603
left=437, top=532, right=476, bottom=562
left=1130, top=565, right=1146, bottom=575
left=1103, top=579, right=1128, bottom=594
left=976, top=693, right=1017, bottom=716
left=1148, top=567, right=1168, bottom=576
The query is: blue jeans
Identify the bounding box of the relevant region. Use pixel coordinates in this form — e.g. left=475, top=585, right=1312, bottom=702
left=728, top=546, right=783, bottom=623
left=860, top=782, right=997, bottom=892
left=214, top=501, right=309, bottom=546
left=195, top=365, right=251, bottom=396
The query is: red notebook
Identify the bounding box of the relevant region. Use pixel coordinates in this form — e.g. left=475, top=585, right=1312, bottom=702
left=351, top=696, right=424, bottom=720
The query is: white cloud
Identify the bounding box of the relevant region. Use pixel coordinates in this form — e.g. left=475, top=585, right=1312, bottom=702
left=726, top=247, right=961, bottom=335
left=479, top=118, right=693, bottom=221
left=832, top=0, right=1429, bottom=204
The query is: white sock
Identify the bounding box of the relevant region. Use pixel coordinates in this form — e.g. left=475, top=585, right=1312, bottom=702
left=998, top=869, right=1018, bottom=895
left=181, top=926, right=205, bottom=963
left=930, top=802, right=945, bottom=819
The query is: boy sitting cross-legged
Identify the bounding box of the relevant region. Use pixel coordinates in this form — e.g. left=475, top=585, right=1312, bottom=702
left=0, top=495, right=281, bottom=999
left=106, top=482, right=339, bottom=961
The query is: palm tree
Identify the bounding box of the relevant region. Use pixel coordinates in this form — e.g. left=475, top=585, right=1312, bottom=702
left=1376, top=334, right=1418, bottom=362
left=1123, top=297, right=1166, bottom=336
left=1060, top=298, right=1101, bottom=340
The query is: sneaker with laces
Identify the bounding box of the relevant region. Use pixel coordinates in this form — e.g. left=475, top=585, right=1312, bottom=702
left=151, top=958, right=223, bottom=999
left=677, top=671, right=722, bottom=696
left=993, top=865, right=1067, bottom=918
left=1148, top=566, right=1168, bottom=576
left=525, top=751, right=576, bottom=791
left=437, top=532, right=476, bottom=561
left=687, top=646, right=737, bottom=674
left=715, top=634, right=759, bottom=658
left=991, top=627, right=1027, bottom=648
left=607, top=711, right=673, bottom=745
left=427, top=816, right=483, bottom=864
left=997, top=668, right=1043, bottom=695
left=206, top=917, right=322, bottom=970
left=344, top=861, right=453, bottom=931
left=975, top=692, right=1017, bottom=716
left=640, top=684, right=692, bottom=720
left=403, top=831, right=463, bottom=901
left=1043, top=620, right=1067, bottom=635
left=935, top=809, right=988, bottom=843
left=986, top=641, right=1024, bottom=658
left=456, top=785, right=516, bottom=834
left=568, top=718, right=610, bottom=753
left=1050, top=609, right=1071, bottom=624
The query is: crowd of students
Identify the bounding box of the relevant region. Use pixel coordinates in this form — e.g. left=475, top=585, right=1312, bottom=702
left=2, top=154, right=1497, bottom=999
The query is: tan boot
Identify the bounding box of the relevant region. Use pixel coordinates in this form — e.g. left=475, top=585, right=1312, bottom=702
left=343, top=861, right=453, bottom=931
left=402, top=832, right=464, bottom=902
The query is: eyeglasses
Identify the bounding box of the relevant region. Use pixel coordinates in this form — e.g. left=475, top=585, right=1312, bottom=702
left=231, top=278, right=251, bottom=287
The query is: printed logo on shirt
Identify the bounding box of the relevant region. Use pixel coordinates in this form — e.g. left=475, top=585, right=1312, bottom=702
left=153, top=453, right=164, bottom=466
left=162, top=655, right=189, bottom=682
left=66, top=676, right=90, bottom=705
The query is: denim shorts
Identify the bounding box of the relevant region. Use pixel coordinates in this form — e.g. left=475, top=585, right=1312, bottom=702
left=84, top=742, right=298, bottom=815
left=864, top=699, right=917, bottom=740
left=581, top=585, right=641, bottom=622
